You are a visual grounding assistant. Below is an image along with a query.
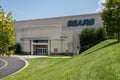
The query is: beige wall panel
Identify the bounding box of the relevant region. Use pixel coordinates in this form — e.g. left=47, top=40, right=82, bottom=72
left=23, top=40, right=30, bottom=52
left=51, top=40, right=62, bottom=53
left=61, top=40, right=68, bottom=52
left=15, top=30, right=25, bottom=51
left=15, top=30, right=23, bottom=43
left=62, top=31, right=73, bottom=53
left=23, top=26, right=62, bottom=38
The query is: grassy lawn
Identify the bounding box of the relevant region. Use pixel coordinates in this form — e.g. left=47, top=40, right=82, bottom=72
left=2, top=39, right=120, bottom=80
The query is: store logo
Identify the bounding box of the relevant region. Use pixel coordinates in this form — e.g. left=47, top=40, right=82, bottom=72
left=67, top=19, right=95, bottom=27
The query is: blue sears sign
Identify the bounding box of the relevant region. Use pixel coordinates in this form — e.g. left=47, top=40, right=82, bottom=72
left=67, top=19, right=95, bottom=27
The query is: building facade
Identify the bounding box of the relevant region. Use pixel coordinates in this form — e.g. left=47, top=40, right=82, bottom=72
left=14, top=13, right=103, bottom=55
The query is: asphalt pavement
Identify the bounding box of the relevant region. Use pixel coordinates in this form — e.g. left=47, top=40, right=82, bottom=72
left=0, top=56, right=26, bottom=79
left=0, top=59, right=6, bottom=70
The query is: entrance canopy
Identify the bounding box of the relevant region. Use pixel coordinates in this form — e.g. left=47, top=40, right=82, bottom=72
left=21, top=36, right=66, bottom=41
left=21, top=37, right=50, bottom=41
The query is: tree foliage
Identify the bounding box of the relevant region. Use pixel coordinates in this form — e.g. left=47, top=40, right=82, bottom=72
left=80, top=27, right=107, bottom=52
left=0, top=6, right=15, bottom=56
left=101, top=0, right=120, bottom=42
left=80, top=28, right=96, bottom=47
left=96, top=27, right=107, bottom=42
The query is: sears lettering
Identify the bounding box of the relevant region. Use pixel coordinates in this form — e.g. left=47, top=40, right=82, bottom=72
left=67, top=19, right=95, bottom=27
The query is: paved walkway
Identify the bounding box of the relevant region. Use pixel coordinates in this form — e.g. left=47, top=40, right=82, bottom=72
left=11, top=55, right=72, bottom=59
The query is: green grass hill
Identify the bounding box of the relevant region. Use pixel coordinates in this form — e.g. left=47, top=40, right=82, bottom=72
left=3, top=39, right=120, bottom=80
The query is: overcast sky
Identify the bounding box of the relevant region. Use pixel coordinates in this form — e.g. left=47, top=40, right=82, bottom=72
left=0, top=0, right=105, bottom=21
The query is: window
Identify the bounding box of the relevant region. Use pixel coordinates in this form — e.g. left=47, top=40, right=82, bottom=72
left=33, top=40, right=48, bottom=43
left=54, top=48, right=58, bottom=53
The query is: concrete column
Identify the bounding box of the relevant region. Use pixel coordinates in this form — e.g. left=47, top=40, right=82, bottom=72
left=61, top=39, right=62, bottom=53
left=48, top=40, right=51, bottom=56
left=31, top=40, right=33, bottom=55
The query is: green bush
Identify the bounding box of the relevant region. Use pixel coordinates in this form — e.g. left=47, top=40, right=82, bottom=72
left=80, top=27, right=97, bottom=46
left=80, top=27, right=107, bottom=52
left=14, top=43, right=22, bottom=54
left=50, top=53, right=73, bottom=56
left=80, top=45, right=90, bottom=52
left=96, top=27, right=107, bottom=42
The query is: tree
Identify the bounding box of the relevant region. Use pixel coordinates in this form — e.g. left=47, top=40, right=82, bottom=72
left=0, top=6, right=15, bottom=56
left=101, top=0, right=120, bottom=42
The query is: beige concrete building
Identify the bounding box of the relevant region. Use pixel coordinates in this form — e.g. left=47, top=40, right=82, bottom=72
left=14, top=13, right=103, bottom=55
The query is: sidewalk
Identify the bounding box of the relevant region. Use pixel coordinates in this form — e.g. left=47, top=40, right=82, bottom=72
left=11, top=55, right=72, bottom=59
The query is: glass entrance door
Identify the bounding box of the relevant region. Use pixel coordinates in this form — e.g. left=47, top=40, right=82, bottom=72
left=36, top=48, right=48, bottom=55
left=33, top=45, right=48, bottom=55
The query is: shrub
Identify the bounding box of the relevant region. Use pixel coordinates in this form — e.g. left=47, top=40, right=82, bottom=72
left=14, top=43, right=22, bottom=54
left=50, top=53, right=73, bottom=56
left=80, top=45, right=90, bottom=52
left=87, top=27, right=97, bottom=45
left=96, top=27, right=107, bottom=42
left=80, top=27, right=97, bottom=46
left=80, top=27, right=107, bottom=52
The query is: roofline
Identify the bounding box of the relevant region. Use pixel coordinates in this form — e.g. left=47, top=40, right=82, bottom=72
left=16, top=13, right=100, bottom=22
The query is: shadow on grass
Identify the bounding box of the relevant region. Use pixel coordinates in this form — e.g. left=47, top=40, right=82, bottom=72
left=84, top=41, right=119, bottom=56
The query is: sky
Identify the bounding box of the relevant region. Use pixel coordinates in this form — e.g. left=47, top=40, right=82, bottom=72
left=0, top=0, right=105, bottom=21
